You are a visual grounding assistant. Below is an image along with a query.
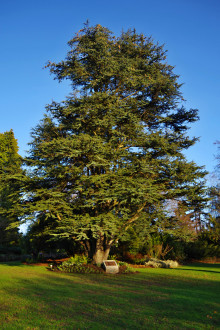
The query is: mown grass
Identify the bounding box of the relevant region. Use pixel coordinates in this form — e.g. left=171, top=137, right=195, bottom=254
left=0, top=262, right=219, bottom=329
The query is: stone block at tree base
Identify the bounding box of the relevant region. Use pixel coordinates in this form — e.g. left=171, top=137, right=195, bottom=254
left=103, top=260, right=119, bottom=274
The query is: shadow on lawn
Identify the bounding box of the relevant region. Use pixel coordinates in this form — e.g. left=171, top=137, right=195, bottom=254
left=1, top=263, right=219, bottom=329
left=176, top=263, right=220, bottom=274
left=187, top=263, right=220, bottom=269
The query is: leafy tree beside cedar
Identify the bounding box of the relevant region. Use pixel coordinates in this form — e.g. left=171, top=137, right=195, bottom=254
left=19, top=24, right=207, bottom=263
left=0, top=130, right=22, bottom=246
left=208, top=141, right=220, bottom=241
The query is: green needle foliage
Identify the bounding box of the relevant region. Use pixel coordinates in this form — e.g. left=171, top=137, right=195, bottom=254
left=0, top=130, right=23, bottom=246
left=18, top=24, right=207, bottom=263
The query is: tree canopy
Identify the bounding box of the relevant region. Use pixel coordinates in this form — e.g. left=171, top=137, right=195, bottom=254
left=208, top=141, right=220, bottom=241
left=0, top=130, right=22, bottom=246
left=14, top=24, right=207, bottom=263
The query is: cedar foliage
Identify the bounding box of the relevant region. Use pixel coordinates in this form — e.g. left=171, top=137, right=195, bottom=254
left=18, top=24, right=207, bottom=263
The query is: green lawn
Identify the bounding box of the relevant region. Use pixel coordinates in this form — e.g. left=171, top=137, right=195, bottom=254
left=0, top=262, right=219, bottom=329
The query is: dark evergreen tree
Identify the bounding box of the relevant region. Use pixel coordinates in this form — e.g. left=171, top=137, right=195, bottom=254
left=18, top=24, right=207, bottom=263
left=0, top=130, right=22, bottom=246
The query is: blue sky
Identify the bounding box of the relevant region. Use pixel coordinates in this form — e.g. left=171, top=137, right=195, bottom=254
left=1, top=0, right=219, bottom=179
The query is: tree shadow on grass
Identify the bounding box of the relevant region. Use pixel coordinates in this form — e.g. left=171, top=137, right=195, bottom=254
left=0, top=264, right=219, bottom=329
left=177, top=263, right=220, bottom=274
left=186, top=262, right=220, bottom=268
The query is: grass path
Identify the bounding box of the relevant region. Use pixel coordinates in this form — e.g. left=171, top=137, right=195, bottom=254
left=0, top=262, right=219, bottom=329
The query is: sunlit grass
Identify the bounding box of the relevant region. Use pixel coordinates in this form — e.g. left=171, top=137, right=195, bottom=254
left=0, top=262, right=219, bottom=329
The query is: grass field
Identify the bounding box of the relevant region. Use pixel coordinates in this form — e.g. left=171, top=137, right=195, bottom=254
left=0, top=262, right=219, bottom=329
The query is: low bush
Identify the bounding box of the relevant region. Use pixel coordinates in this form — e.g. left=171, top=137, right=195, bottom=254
left=145, top=258, right=179, bottom=268
left=57, top=262, right=104, bottom=274
left=24, top=257, right=37, bottom=264
left=55, top=255, right=135, bottom=274
left=56, top=255, right=103, bottom=274
left=119, top=252, right=146, bottom=264
left=117, top=261, right=135, bottom=273
left=63, top=255, right=90, bottom=265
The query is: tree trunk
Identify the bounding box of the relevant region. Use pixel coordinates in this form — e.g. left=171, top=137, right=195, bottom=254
left=93, top=247, right=110, bottom=264
left=89, top=234, right=112, bottom=264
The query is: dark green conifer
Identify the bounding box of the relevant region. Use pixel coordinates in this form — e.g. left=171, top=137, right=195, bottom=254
left=23, top=24, right=207, bottom=263
left=0, top=130, right=22, bottom=246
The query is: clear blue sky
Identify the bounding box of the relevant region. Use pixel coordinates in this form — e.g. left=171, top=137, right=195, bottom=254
left=1, top=0, right=219, bottom=179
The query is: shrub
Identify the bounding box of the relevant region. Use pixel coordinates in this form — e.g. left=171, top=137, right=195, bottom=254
left=145, top=258, right=179, bottom=268
left=186, top=240, right=220, bottom=260
left=57, top=262, right=103, bottom=274
left=56, top=256, right=135, bottom=274
left=57, top=263, right=103, bottom=274
left=64, top=255, right=90, bottom=265
left=20, top=255, right=32, bottom=262
left=24, top=257, right=36, bottom=264
left=117, top=261, right=135, bottom=273
left=160, top=239, right=187, bottom=262
left=56, top=255, right=104, bottom=274
left=120, top=252, right=146, bottom=264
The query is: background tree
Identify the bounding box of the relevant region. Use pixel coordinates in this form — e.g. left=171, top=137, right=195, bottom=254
left=209, top=186, right=220, bottom=240
left=16, top=24, right=207, bottom=263
left=208, top=141, right=220, bottom=241
left=181, top=141, right=220, bottom=262
left=0, top=130, right=22, bottom=247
